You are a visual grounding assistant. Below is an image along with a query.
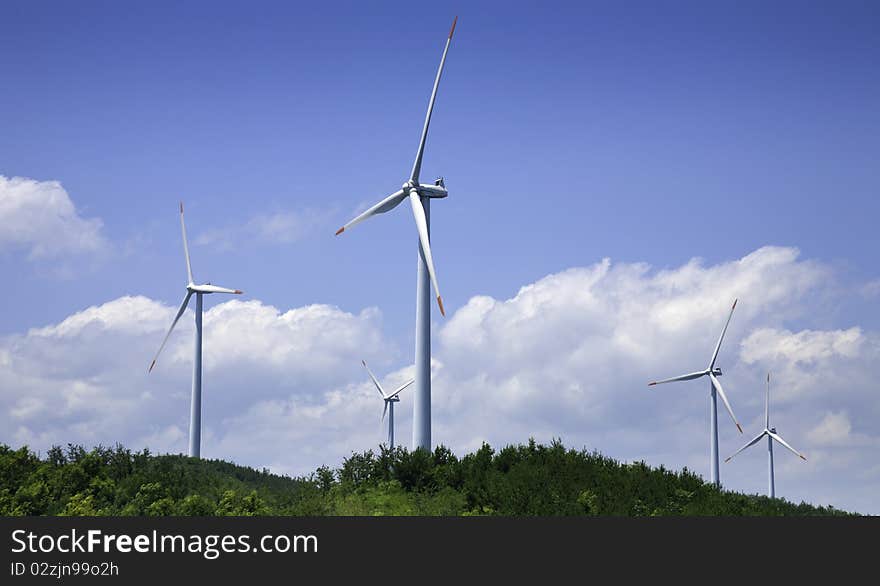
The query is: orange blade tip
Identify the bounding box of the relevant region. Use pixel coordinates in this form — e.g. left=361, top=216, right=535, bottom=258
left=234, top=290, right=243, bottom=294
left=437, top=296, right=445, bottom=316
left=449, top=16, right=458, bottom=39
left=736, top=423, right=743, bottom=433
left=335, top=227, right=345, bottom=236
left=149, top=360, right=156, bottom=373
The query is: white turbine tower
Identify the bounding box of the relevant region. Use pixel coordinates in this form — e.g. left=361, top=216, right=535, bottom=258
left=362, top=361, right=414, bottom=450
left=726, top=373, right=806, bottom=498
left=648, top=299, right=744, bottom=487
left=149, top=202, right=242, bottom=459
left=336, top=16, right=458, bottom=452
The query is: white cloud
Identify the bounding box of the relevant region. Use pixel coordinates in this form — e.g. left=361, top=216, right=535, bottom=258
left=1, top=245, right=879, bottom=513
left=807, top=411, right=878, bottom=451
left=741, top=327, right=863, bottom=366
left=195, top=208, right=333, bottom=249
left=435, top=246, right=831, bottom=426
left=429, top=246, right=878, bottom=512
left=738, top=327, right=871, bottom=402
left=861, top=279, right=880, bottom=299
left=807, top=411, right=853, bottom=446
left=0, top=176, right=106, bottom=260
left=0, top=295, right=391, bottom=461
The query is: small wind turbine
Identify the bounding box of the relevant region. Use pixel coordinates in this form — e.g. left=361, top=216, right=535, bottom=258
left=336, top=17, right=458, bottom=451
left=362, top=360, right=414, bottom=450
left=726, top=373, right=806, bottom=498
left=148, top=202, right=242, bottom=459
left=648, top=299, right=744, bottom=487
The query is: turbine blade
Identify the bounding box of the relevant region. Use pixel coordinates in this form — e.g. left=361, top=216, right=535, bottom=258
left=362, top=360, right=386, bottom=398
left=709, top=372, right=743, bottom=433
left=725, top=431, right=767, bottom=462
left=335, top=190, right=406, bottom=235
left=386, top=378, right=415, bottom=400
left=765, top=372, right=771, bottom=429
left=769, top=431, right=807, bottom=460
left=382, top=400, right=389, bottom=423
left=409, top=192, right=444, bottom=315
left=180, top=202, right=194, bottom=284
left=709, top=299, right=737, bottom=369
left=648, top=370, right=707, bottom=386
left=409, top=16, right=457, bottom=184
left=148, top=291, right=193, bottom=372
left=191, top=284, right=243, bottom=295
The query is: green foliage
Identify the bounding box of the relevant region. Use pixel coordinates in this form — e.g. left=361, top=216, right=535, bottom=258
left=0, top=441, right=851, bottom=516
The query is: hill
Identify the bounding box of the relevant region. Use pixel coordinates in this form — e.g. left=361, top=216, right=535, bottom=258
left=0, top=440, right=850, bottom=516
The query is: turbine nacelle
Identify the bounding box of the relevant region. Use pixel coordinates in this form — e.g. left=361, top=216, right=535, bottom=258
left=418, top=182, right=449, bottom=198
left=401, top=180, right=449, bottom=199
left=712, top=367, right=722, bottom=377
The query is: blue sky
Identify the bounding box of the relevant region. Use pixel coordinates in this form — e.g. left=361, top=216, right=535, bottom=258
left=3, top=0, right=878, bottom=332
left=2, top=1, right=879, bottom=512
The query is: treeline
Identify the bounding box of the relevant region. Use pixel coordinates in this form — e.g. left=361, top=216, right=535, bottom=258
left=0, top=441, right=849, bottom=516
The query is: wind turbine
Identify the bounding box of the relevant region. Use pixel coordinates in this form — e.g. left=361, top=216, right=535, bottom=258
left=362, top=360, right=415, bottom=449
left=726, top=373, right=806, bottom=498
left=336, top=16, right=458, bottom=451
left=648, top=299, right=744, bottom=487
left=148, top=202, right=242, bottom=459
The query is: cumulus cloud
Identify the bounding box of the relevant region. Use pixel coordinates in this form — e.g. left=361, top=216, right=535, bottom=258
left=738, top=327, right=872, bottom=402
left=429, top=246, right=878, bottom=511
left=0, top=176, right=106, bottom=260
left=435, top=246, right=831, bottom=431
left=1, top=245, right=878, bottom=513
left=0, top=295, right=390, bottom=463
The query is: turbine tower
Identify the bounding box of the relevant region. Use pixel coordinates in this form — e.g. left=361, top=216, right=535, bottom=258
left=648, top=299, right=744, bottom=487
left=149, top=202, right=242, bottom=459
left=336, top=17, right=458, bottom=451
left=362, top=360, right=415, bottom=449
left=725, top=373, right=807, bottom=498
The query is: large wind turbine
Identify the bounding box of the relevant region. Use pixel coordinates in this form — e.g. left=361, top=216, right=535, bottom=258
left=648, top=299, right=744, bottom=487
left=362, top=361, right=414, bottom=450
left=149, top=202, right=242, bottom=459
left=336, top=17, right=458, bottom=451
left=726, top=373, right=806, bottom=498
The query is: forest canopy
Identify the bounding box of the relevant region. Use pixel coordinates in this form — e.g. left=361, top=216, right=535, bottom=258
left=0, top=440, right=851, bottom=516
